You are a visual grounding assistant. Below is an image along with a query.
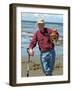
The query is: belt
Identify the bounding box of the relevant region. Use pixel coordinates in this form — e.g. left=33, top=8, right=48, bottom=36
left=40, top=48, right=54, bottom=53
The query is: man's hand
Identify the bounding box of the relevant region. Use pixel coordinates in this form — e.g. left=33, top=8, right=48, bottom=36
left=29, top=48, right=34, bottom=56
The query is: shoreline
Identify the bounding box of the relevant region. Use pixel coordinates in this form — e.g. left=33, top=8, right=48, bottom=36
left=21, top=55, right=63, bottom=77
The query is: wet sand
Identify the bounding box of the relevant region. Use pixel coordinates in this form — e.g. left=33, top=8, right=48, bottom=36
left=21, top=56, right=63, bottom=77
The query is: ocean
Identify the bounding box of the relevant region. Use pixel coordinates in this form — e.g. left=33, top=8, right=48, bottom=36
left=21, top=21, right=63, bottom=59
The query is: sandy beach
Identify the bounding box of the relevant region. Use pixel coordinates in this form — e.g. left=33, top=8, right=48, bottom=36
left=21, top=55, right=63, bottom=77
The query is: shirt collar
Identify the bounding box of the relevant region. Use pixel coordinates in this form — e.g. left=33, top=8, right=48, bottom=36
left=40, top=28, right=47, bottom=34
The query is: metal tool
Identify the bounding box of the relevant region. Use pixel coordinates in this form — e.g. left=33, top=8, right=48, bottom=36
left=27, top=48, right=30, bottom=77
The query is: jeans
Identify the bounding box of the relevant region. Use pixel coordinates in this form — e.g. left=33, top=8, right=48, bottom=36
left=40, top=49, right=55, bottom=76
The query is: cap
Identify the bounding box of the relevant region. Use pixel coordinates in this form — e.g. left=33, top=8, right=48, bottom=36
left=37, top=19, right=45, bottom=24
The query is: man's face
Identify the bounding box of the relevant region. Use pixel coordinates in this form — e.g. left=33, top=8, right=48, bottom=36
left=38, top=23, right=44, bottom=31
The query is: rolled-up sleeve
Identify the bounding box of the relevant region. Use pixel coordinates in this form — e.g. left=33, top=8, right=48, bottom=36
left=29, top=32, right=37, bottom=49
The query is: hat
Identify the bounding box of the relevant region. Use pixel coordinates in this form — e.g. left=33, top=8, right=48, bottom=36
left=37, top=19, right=45, bottom=24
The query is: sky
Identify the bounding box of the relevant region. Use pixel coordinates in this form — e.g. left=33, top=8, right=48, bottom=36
left=21, top=12, right=63, bottom=23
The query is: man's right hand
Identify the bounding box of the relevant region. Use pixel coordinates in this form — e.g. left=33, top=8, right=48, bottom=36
left=29, top=48, right=34, bottom=56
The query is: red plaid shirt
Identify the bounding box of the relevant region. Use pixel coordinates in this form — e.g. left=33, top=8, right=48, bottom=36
left=29, top=28, right=59, bottom=52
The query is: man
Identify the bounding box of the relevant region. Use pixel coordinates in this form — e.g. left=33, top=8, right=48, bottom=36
left=28, top=19, right=59, bottom=76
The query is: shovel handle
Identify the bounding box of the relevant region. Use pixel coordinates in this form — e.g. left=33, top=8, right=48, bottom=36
left=27, top=48, right=29, bottom=53
left=27, top=48, right=30, bottom=55
left=27, top=48, right=30, bottom=77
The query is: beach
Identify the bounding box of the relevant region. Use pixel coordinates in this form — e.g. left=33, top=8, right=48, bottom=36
left=21, top=19, right=63, bottom=77
left=21, top=55, right=63, bottom=77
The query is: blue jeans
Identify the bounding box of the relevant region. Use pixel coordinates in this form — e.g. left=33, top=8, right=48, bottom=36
left=40, top=49, right=55, bottom=76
